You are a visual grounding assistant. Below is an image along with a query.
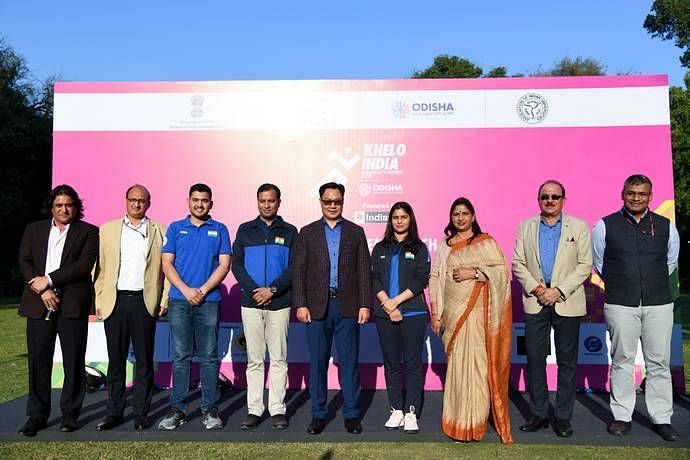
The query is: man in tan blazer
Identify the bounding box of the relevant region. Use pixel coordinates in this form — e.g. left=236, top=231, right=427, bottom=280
left=94, top=184, right=168, bottom=431
left=512, top=180, right=592, bottom=438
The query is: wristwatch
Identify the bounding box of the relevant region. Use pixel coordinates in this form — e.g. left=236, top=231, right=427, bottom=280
left=270, top=286, right=277, bottom=295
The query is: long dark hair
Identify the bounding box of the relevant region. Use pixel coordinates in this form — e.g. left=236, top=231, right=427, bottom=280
left=444, top=197, right=482, bottom=244
left=383, top=201, right=423, bottom=253
left=42, top=184, right=85, bottom=220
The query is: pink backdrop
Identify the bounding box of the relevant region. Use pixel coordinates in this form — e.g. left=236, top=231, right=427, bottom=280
left=52, top=75, right=682, bottom=391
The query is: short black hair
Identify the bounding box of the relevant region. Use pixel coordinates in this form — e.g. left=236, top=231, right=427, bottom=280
left=43, top=184, right=84, bottom=220
left=125, top=184, right=150, bottom=200
left=319, top=182, right=345, bottom=198
left=537, top=179, right=566, bottom=198
left=257, top=183, right=281, bottom=200
left=189, top=183, right=212, bottom=199
left=623, top=174, right=653, bottom=190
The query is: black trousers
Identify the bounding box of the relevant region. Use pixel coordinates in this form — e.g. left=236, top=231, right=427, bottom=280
left=524, top=306, right=581, bottom=420
left=374, top=314, right=428, bottom=412
left=26, top=314, right=88, bottom=420
left=104, top=292, right=156, bottom=417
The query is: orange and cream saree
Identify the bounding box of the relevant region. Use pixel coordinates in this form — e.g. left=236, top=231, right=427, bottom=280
left=440, top=234, right=513, bottom=443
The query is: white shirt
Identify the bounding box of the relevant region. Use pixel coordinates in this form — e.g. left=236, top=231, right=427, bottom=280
left=45, top=220, right=70, bottom=285
left=117, top=216, right=148, bottom=291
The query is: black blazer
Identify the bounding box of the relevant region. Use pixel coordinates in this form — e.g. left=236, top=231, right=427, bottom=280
left=292, top=218, right=371, bottom=319
left=18, top=219, right=99, bottom=319
left=371, top=240, right=430, bottom=318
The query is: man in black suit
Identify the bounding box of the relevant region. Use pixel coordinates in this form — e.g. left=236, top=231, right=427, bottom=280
left=293, top=182, right=371, bottom=435
left=17, top=184, right=99, bottom=436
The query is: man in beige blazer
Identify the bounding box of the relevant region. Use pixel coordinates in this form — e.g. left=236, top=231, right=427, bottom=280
left=512, top=180, right=592, bottom=438
left=94, top=184, right=168, bottom=431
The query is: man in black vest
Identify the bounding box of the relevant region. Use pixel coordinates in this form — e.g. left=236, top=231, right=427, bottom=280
left=592, top=174, right=680, bottom=442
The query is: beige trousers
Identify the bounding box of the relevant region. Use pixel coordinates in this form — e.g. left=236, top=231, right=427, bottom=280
left=241, top=306, right=290, bottom=416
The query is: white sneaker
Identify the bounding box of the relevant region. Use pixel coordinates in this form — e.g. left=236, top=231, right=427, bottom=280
left=404, top=406, right=418, bottom=434
left=385, top=408, right=405, bottom=430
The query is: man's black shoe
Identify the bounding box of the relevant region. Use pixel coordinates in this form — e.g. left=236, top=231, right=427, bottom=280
left=18, top=417, right=47, bottom=437
left=345, top=418, right=362, bottom=434
left=554, top=419, right=573, bottom=437
left=240, top=414, right=261, bottom=430
left=96, top=415, right=123, bottom=431
left=134, top=416, right=151, bottom=431
left=519, top=416, right=549, bottom=432
left=307, top=418, right=326, bottom=435
left=272, top=414, right=288, bottom=430
left=607, top=420, right=632, bottom=436
left=60, top=414, right=79, bottom=432
left=653, top=424, right=679, bottom=441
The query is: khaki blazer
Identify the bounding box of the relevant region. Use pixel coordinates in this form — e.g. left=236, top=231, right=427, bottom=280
left=512, top=213, right=592, bottom=317
left=94, top=218, right=169, bottom=319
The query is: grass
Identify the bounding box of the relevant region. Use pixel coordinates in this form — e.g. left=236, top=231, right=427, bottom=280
left=0, top=297, right=688, bottom=458
left=0, top=303, right=27, bottom=403
left=0, top=442, right=687, bottom=460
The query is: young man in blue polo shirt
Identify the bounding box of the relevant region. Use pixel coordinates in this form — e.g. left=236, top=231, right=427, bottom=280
left=158, top=183, right=231, bottom=431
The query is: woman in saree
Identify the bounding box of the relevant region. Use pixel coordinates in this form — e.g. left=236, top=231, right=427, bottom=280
left=429, top=197, right=513, bottom=443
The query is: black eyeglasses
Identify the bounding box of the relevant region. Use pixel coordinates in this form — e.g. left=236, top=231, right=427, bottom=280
left=540, top=194, right=562, bottom=201
left=321, top=199, right=343, bottom=206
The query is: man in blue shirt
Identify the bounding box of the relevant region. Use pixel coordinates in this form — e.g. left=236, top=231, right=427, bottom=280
left=231, top=183, right=297, bottom=431
left=513, top=180, right=592, bottom=438
left=158, top=183, right=231, bottom=431
left=593, top=174, right=680, bottom=441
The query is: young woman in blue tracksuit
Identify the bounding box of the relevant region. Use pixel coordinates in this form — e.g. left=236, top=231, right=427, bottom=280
left=371, top=201, right=430, bottom=434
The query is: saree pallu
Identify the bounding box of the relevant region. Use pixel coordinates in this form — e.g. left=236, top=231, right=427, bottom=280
left=441, top=234, right=513, bottom=444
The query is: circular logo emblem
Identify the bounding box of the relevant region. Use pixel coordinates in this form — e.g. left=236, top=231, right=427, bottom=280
left=358, top=183, right=372, bottom=197
left=583, top=336, right=603, bottom=353
left=516, top=93, right=548, bottom=124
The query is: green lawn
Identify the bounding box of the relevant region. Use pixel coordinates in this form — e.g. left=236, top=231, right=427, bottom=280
left=0, top=302, right=27, bottom=403
left=0, top=298, right=688, bottom=458
left=0, top=441, right=688, bottom=460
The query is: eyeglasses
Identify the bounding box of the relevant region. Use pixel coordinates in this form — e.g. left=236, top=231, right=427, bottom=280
left=540, top=194, right=562, bottom=201
left=321, top=199, right=343, bottom=206
left=127, top=198, right=149, bottom=205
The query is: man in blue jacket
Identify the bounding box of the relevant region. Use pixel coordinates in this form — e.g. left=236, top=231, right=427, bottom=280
left=231, top=183, right=297, bottom=431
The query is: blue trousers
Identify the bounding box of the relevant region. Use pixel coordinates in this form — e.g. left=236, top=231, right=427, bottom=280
left=305, top=298, right=360, bottom=419
left=167, top=299, right=220, bottom=413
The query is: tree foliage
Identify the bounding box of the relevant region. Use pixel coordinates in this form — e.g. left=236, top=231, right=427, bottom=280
left=0, top=38, right=53, bottom=293
left=531, top=57, right=606, bottom=77
left=412, top=55, right=483, bottom=79
left=669, top=74, right=690, bottom=284
left=644, top=0, right=690, bottom=68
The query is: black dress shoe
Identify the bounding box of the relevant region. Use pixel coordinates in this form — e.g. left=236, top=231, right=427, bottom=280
left=519, top=416, right=549, bottom=432
left=134, top=416, right=151, bottom=431
left=607, top=420, right=632, bottom=436
left=60, top=415, right=79, bottom=432
left=554, top=419, right=573, bottom=437
left=240, top=414, right=261, bottom=430
left=344, top=418, right=362, bottom=434
left=18, top=417, right=47, bottom=437
left=271, top=414, right=288, bottom=430
left=307, top=418, right=326, bottom=435
left=653, top=424, right=679, bottom=441
left=96, top=415, right=123, bottom=431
